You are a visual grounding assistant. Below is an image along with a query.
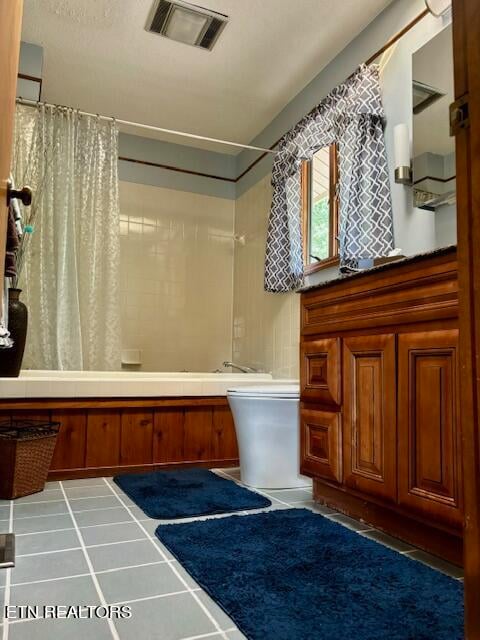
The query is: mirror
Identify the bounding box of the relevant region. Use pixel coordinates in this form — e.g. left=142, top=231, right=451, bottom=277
left=412, top=25, right=455, bottom=214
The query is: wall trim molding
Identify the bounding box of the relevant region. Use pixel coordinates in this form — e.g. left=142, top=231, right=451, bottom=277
left=17, top=72, right=42, bottom=98
left=118, top=155, right=236, bottom=183
left=119, top=152, right=272, bottom=185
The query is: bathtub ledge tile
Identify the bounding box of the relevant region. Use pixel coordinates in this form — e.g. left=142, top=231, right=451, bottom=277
left=0, top=379, right=27, bottom=398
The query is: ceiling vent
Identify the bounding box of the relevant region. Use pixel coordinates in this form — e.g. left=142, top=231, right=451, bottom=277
left=412, top=80, right=446, bottom=115
left=146, top=0, right=228, bottom=51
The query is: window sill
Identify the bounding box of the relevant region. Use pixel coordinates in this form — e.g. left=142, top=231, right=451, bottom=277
left=304, top=255, right=340, bottom=275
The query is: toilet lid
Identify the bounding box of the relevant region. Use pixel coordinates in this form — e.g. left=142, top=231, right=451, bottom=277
left=227, top=384, right=300, bottom=399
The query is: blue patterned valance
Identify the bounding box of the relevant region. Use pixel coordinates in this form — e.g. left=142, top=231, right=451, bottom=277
left=264, top=64, right=394, bottom=292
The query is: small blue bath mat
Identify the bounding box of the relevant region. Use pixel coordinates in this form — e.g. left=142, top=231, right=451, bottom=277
left=113, top=468, right=271, bottom=519
left=156, top=508, right=463, bottom=640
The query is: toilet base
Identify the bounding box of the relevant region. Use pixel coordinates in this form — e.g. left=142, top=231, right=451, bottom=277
left=227, top=391, right=307, bottom=492
left=240, top=474, right=312, bottom=491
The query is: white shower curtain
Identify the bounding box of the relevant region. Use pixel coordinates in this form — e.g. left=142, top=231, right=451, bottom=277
left=12, top=104, right=121, bottom=370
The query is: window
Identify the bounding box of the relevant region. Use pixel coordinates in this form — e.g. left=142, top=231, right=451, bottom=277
left=301, top=144, right=339, bottom=273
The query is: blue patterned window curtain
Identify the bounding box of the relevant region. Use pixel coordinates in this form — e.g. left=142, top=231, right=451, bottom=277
left=264, top=65, right=394, bottom=292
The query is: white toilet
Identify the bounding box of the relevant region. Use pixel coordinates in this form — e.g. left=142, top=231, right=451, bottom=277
left=227, top=384, right=310, bottom=489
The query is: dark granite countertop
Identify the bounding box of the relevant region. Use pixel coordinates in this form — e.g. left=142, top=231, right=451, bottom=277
left=297, top=244, right=457, bottom=294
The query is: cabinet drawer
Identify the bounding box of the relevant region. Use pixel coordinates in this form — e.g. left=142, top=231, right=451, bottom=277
left=300, top=409, right=341, bottom=483
left=300, top=338, right=340, bottom=406
left=398, top=330, right=463, bottom=528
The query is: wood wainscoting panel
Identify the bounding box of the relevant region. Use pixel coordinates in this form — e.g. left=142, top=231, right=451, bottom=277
left=50, top=410, right=87, bottom=470
left=0, top=397, right=238, bottom=478
left=301, top=338, right=341, bottom=406
left=301, top=408, right=341, bottom=482
left=398, top=330, right=463, bottom=528
left=153, top=409, right=185, bottom=463
left=85, top=410, right=121, bottom=468
left=184, top=408, right=214, bottom=461
left=120, top=409, right=154, bottom=466
left=343, top=334, right=397, bottom=503
left=212, top=406, right=238, bottom=460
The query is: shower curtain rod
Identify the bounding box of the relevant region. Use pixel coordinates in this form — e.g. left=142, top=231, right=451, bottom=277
left=15, top=97, right=278, bottom=155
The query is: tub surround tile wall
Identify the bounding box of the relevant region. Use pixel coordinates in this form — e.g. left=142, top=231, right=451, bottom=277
left=119, top=181, right=234, bottom=373
left=119, top=176, right=300, bottom=378
left=233, top=175, right=300, bottom=379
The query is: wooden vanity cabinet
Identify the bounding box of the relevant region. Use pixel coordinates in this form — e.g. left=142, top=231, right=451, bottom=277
left=343, top=334, right=397, bottom=503
left=300, top=408, right=342, bottom=482
left=397, top=330, right=462, bottom=529
left=300, top=248, right=463, bottom=563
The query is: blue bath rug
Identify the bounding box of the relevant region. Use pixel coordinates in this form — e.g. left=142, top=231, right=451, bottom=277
left=156, top=508, right=463, bottom=640
left=113, top=468, right=271, bottom=519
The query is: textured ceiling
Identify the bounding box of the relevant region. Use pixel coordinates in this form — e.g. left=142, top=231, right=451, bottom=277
left=21, top=0, right=394, bottom=152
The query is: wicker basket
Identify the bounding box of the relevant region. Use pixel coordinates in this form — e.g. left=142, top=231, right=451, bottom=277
left=0, top=420, right=60, bottom=499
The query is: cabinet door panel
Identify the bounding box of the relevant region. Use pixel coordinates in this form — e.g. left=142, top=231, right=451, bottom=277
left=398, top=330, right=462, bottom=528
left=301, top=338, right=341, bottom=406
left=301, top=409, right=341, bottom=482
left=343, top=335, right=396, bottom=502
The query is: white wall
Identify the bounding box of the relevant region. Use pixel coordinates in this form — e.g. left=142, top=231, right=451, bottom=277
left=232, top=175, right=300, bottom=379
left=435, top=204, right=457, bottom=248
left=119, top=181, right=234, bottom=372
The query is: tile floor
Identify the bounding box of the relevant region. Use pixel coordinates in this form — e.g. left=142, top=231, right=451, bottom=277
left=0, top=467, right=463, bottom=640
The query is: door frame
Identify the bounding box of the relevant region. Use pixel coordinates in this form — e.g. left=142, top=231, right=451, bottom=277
left=452, top=0, right=480, bottom=637
left=0, top=0, right=23, bottom=290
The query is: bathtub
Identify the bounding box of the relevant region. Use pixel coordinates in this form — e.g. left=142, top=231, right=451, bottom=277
left=0, top=370, right=299, bottom=479
left=0, top=370, right=298, bottom=399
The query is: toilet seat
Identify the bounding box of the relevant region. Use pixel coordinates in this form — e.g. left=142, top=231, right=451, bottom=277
left=227, top=384, right=299, bottom=399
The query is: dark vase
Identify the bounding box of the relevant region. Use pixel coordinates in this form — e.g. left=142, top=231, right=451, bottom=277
left=0, top=288, right=28, bottom=377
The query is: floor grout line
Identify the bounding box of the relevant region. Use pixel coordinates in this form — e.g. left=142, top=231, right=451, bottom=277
left=80, top=519, right=134, bottom=530
left=1, top=498, right=65, bottom=506
left=15, top=527, right=76, bottom=537
left=11, top=572, right=91, bottom=587
left=16, top=546, right=83, bottom=558
left=110, top=587, right=200, bottom=606
left=95, top=560, right=172, bottom=575
left=85, top=537, right=148, bottom=549
left=180, top=629, right=237, bottom=640
left=13, top=519, right=138, bottom=535
left=9, top=558, right=177, bottom=588
left=9, top=493, right=116, bottom=507
left=104, top=478, right=230, bottom=640
left=16, top=537, right=151, bottom=557
left=13, top=505, right=129, bottom=520
left=59, top=481, right=120, bottom=640
left=10, top=512, right=70, bottom=521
